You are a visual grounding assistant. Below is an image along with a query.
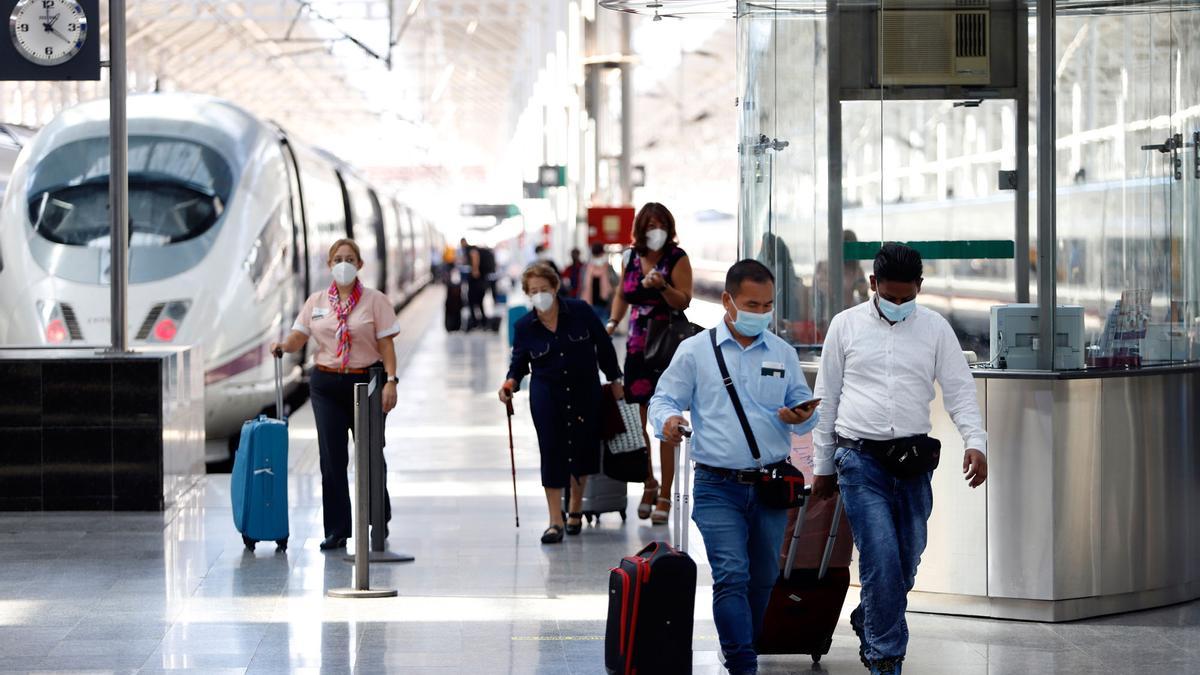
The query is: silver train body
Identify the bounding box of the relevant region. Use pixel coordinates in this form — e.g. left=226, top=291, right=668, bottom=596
left=0, top=94, right=439, bottom=440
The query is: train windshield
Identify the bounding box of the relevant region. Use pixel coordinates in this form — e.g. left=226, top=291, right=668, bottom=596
left=26, top=136, right=233, bottom=247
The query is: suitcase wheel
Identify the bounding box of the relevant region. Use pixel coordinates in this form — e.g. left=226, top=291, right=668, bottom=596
left=812, top=654, right=821, bottom=664
left=619, top=510, right=627, bottom=522
left=587, top=514, right=597, bottom=525
left=275, top=538, right=288, bottom=553
left=242, top=535, right=257, bottom=552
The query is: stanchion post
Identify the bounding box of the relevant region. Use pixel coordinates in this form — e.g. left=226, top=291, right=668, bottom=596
left=327, top=383, right=397, bottom=598
left=344, top=370, right=414, bottom=564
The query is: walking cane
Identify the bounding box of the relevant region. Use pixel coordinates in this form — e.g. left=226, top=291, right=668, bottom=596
left=505, top=399, right=520, bottom=528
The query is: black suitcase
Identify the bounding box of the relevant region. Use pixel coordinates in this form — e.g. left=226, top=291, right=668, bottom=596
left=756, top=494, right=850, bottom=662
left=605, top=427, right=696, bottom=675
left=444, top=281, right=463, bottom=332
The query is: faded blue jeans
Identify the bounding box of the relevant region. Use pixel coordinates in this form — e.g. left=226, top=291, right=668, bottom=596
left=692, top=467, right=788, bottom=673
left=834, top=446, right=934, bottom=663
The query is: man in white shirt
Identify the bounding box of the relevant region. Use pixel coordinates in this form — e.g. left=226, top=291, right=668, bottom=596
left=810, top=243, right=988, bottom=675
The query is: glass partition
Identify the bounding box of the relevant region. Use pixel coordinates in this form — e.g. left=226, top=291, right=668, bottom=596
left=737, top=0, right=1200, bottom=369
left=1054, top=0, right=1200, bottom=368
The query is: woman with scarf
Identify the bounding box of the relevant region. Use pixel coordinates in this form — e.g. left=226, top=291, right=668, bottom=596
left=270, top=239, right=402, bottom=551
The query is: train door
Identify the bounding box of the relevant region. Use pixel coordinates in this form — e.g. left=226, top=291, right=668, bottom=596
left=380, top=196, right=403, bottom=303
left=279, top=140, right=311, bottom=299
left=338, top=173, right=384, bottom=289
left=396, top=204, right=415, bottom=294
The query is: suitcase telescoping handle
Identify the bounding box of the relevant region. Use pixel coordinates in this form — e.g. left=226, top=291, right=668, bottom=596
left=783, top=490, right=843, bottom=582
left=273, top=352, right=285, bottom=422
left=672, top=424, right=693, bottom=553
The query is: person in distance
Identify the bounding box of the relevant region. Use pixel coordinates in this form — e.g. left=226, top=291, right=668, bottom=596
left=650, top=259, right=819, bottom=675
left=810, top=243, right=988, bottom=675
left=498, top=263, right=624, bottom=544
left=270, top=238, right=400, bottom=551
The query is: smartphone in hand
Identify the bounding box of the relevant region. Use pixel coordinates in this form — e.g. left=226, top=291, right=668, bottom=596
left=791, top=398, right=822, bottom=414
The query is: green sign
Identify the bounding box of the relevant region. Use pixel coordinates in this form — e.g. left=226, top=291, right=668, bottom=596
left=844, top=240, right=1015, bottom=261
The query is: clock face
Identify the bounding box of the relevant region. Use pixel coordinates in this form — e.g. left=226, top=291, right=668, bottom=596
left=9, top=0, right=88, bottom=66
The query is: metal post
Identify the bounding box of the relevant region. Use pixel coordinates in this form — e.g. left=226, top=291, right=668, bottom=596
left=1015, top=0, right=1031, bottom=304
left=108, top=0, right=128, bottom=352
left=618, top=12, right=634, bottom=205
left=1035, top=0, right=1057, bottom=369
left=327, top=383, right=397, bottom=598
left=826, top=0, right=845, bottom=326
left=346, top=370, right=413, bottom=564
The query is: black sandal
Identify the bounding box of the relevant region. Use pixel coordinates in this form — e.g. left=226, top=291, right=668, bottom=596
left=540, top=525, right=565, bottom=544
left=565, top=512, right=583, bottom=535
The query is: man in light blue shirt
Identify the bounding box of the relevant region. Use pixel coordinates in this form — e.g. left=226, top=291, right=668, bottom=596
left=651, top=259, right=818, bottom=675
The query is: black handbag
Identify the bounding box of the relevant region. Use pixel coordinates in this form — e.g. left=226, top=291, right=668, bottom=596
left=603, top=443, right=650, bottom=483
left=709, top=329, right=806, bottom=510
left=645, top=310, right=703, bottom=372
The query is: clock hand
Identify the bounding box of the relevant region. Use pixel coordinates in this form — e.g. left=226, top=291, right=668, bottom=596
left=49, top=25, right=72, bottom=44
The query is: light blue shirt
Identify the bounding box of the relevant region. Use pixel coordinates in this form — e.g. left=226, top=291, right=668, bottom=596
left=649, top=320, right=819, bottom=470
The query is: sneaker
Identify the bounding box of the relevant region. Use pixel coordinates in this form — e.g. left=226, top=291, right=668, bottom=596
left=867, top=656, right=903, bottom=675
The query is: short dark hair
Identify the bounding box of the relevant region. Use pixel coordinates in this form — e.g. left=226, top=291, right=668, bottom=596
left=590, top=242, right=604, bottom=257
left=725, top=259, right=775, bottom=295
left=631, top=202, right=677, bottom=254
left=873, top=242, right=923, bottom=282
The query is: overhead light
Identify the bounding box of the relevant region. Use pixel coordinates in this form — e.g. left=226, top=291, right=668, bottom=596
left=406, top=0, right=422, bottom=17
left=431, top=64, right=455, bottom=103
left=465, top=20, right=478, bottom=35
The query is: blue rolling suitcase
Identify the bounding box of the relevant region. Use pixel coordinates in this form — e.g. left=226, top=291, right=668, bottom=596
left=231, top=356, right=289, bottom=552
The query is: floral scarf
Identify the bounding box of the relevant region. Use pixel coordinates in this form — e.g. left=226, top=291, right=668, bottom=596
left=329, top=279, right=363, bottom=370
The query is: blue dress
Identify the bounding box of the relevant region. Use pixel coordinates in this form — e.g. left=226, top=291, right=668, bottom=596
left=507, top=297, right=623, bottom=488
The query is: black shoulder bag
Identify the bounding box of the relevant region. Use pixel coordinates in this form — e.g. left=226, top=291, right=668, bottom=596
left=709, top=329, right=806, bottom=509
left=645, top=310, right=703, bottom=372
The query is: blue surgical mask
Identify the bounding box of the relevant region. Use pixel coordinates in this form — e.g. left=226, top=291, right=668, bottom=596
left=731, top=303, right=773, bottom=337
left=876, top=295, right=916, bottom=322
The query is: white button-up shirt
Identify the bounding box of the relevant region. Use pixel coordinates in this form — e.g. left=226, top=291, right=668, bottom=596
left=811, top=299, right=987, bottom=476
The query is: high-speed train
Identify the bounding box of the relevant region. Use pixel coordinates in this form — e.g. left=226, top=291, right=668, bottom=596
left=683, top=176, right=1192, bottom=359
left=0, top=94, right=440, bottom=454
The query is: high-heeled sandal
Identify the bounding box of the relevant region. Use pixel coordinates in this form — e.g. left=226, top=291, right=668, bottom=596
left=650, top=497, right=671, bottom=525
left=637, top=480, right=659, bottom=520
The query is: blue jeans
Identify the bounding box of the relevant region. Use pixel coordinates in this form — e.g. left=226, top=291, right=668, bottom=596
left=692, top=468, right=788, bottom=673
left=834, top=446, right=933, bottom=662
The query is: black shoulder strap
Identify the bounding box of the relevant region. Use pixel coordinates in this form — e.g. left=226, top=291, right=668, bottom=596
left=709, top=328, right=763, bottom=466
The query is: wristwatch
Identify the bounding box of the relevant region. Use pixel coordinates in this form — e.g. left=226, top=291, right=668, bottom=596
left=385, top=375, right=399, bottom=384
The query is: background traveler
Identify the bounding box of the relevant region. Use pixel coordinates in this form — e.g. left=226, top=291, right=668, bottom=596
left=606, top=202, right=694, bottom=524
left=650, top=259, right=818, bottom=675
left=498, top=263, right=624, bottom=544
left=810, top=243, right=988, bottom=675
left=561, top=247, right=585, bottom=298
left=270, top=238, right=401, bottom=551
left=579, top=242, right=617, bottom=323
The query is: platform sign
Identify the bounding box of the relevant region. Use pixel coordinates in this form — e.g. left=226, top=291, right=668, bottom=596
left=587, top=206, right=634, bottom=246
left=1, top=0, right=100, bottom=81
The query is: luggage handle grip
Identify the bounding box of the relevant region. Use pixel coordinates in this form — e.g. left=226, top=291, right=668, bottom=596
left=273, top=352, right=285, bottom=422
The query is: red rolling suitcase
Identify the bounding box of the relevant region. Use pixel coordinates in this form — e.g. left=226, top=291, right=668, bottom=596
left=604, top=425, right=696, bottom=674
left=756, top=493, right=850, bottom=662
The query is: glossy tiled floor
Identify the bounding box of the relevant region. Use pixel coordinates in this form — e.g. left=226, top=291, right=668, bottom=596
left=0, top=289, right=1197, bottom=674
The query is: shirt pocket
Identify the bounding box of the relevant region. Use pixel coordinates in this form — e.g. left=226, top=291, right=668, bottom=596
left=755, top=374, right=787, bottom=408
left=529, top=341, right=552, bottom=361
left=567, top=330, right=591, bottom=344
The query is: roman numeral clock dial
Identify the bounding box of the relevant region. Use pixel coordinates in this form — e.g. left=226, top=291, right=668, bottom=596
left=9, top=0, right=88, bottom=66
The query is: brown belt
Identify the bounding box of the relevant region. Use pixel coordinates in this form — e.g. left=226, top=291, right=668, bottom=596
left=315, top=364, right=369, bottom=375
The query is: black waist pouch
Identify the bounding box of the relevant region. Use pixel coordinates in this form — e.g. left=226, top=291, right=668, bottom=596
left=869, top=435, right=942, bottom=479
left=753, top=460, right=807, bottom=510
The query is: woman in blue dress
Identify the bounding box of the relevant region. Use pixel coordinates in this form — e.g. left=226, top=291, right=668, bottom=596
left=499, top=264, right=624, bottom=544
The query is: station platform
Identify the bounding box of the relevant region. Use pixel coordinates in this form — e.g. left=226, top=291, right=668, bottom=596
left=0, top=288, right=1197, bottom=674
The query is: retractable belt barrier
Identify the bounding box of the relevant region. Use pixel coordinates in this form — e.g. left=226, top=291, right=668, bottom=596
left=327, top=367, right=413, bottom=599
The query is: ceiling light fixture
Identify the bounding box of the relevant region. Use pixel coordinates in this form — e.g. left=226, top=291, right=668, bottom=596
left=431, top=64, right=456, bottom=103
left=407, top=0, right=423, bottom=17
left=466, top=20, right=478, bottom=35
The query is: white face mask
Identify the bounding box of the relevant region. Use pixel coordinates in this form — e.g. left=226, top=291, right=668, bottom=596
left=332, top=261, right=358, bottom=286
left=531, top=291, right=555, bottom=312
left=646, top=229, right=668, bottom=252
